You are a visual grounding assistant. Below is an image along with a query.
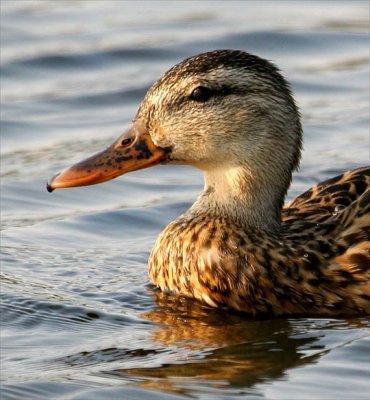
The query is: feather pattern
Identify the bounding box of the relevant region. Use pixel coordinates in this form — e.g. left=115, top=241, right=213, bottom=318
left=48, top=49, right=370, bottom=316
left=150, top=167, right=370, bottom=315
left=141, top=51, right=370, bottom=316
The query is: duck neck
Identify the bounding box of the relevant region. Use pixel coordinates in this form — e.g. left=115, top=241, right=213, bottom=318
left=191, top=164, right=285, bottom=233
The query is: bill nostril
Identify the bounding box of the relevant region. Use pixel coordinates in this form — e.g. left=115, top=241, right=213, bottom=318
left=121, top=137, right=134, bottom=147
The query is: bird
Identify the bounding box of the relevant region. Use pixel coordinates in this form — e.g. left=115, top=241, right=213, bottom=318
left=47, top=49, right=370, bottom=316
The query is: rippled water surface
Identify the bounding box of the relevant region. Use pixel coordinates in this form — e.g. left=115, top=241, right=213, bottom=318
left=1, top=1, right=369, bottom=399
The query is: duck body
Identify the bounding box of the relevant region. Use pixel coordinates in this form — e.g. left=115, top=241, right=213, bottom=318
left=150, top=166, right=370, bottom=316
left=47, top=50, right=370, bottom=316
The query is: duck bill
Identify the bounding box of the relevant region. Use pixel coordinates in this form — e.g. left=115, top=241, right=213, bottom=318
left=47, top=121, right=168, bottom=192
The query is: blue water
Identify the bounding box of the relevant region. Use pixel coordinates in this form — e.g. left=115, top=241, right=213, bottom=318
left=1, top=1, right=369, bottom=399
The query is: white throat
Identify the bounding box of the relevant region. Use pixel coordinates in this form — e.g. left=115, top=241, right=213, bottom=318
left=190, top=164, right=282, bottom=232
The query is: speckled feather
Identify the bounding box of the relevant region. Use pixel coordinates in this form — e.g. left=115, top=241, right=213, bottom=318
left=144, top=51, right=369, bottom=316
left=50, top=49, right=369, bottom=316
left=150, top=167, right=370, bottom=316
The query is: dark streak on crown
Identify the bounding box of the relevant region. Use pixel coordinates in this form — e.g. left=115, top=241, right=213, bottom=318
left=155, top=50, right=291, bottom=94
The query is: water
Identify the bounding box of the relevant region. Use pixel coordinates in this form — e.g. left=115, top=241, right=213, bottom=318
left=1, top=1, right=369, bottom=399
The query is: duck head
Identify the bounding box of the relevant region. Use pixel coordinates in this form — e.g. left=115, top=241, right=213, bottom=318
left=47, top=50, right=302, bottom=229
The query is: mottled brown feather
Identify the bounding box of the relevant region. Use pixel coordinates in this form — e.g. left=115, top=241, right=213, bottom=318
left=142, top=52, right=370, bottom=317
left=46, top=50, right=369, bottom=316
left=149, top=167, right=370, bottom=316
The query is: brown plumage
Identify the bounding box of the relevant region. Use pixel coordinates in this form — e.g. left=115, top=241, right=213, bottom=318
left=47, top=50, right=370, bottom=316
left=150, top=166, right=370, bottom=316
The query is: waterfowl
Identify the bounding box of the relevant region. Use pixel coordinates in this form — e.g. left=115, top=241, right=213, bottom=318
left=47, top=50, right=370, bottom=316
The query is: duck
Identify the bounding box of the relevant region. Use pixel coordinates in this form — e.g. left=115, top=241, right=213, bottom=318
left=47, top=49, right=370, bottom=316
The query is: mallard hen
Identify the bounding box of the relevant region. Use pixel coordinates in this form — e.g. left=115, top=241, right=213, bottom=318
left=47, top=50, right=370, bottom=316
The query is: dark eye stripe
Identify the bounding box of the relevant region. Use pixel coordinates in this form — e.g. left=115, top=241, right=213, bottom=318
left=189, top=85, right=242, bottom=104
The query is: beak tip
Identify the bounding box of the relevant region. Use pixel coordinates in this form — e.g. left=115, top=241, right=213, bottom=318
left=46, top=182, right=55, bottom=192
left=47, top=172, right=61, bottom=192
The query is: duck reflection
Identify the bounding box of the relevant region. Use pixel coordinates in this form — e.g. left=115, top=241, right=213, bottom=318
left=108, top=289, right=345, bottom=395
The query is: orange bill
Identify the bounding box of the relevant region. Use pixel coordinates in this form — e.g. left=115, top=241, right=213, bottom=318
left=47, top=120, right=168, bottom=192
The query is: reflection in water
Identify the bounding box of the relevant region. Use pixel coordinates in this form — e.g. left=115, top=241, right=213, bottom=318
left=54, top=289, right=369, bottom=398
left=98, top=291, right=329, bottom=395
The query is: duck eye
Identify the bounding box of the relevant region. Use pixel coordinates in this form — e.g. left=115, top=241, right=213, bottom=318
left=190, top=86, right=213, bottom=102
